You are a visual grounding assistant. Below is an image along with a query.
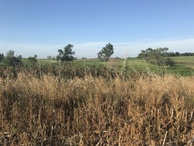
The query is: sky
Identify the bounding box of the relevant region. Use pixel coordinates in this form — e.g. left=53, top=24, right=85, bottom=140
left=0, top=0, right=194, bottom=58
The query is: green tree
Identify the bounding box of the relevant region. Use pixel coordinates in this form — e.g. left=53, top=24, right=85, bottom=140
left=138, top=47, right=175, bottom=66
left=0, top=53, right=5, bottom=62
left=57, top=44, right=76, bottom=61
left=18, top=55, right=22, bottom=60
left=98, top=43, right=114, bottom=61
left=4, top=50, right=22, bottom=67
left=165, top=57, right=175, bottom=66
left=6, top=50, right=15, bottom=58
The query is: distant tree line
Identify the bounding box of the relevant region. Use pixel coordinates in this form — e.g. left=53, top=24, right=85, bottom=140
left=2, top=44, right=193, bottom=68
left=165, top=52, right=194, bottom=57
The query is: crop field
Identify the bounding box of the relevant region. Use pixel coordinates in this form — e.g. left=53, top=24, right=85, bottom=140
left=34, top=57, right=194, bottom=76
left=171, top=56, right=194, bottom=63
left=0, top=57, right=194, bottom=145
left=72, top=57, right=194, bottom=76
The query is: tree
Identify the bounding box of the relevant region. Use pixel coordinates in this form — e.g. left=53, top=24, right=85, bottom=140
left=98, top=43, right=114, bottom=61
left=6, top=50, right=15, bottom=58
left=18, top=55, right=22, bottom=60
left=57, top=44, right=76, bottom=62
left=138, top=47, right=175, bottom=66
left=0, top=53, right=5, bottom=62
left=165, top=58, right=175, bottom=66
left=4, top=50, right=22, bottom=67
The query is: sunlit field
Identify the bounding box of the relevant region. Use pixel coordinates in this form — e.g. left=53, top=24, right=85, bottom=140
left=0, top=68, right=194, bottom=145
left=35, top=57, right=194, bottom=76
left=171, top=56, right=194, bottom=63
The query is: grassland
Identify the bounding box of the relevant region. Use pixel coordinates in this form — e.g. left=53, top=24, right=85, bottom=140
left=70, top=57, right=194, bottom=76
left=8, top=56, right=194, bottom=77
left=0, top=57, right=194, bottom=145
left=36, top=57, right=194, bottom=74
left=170, top=56, right=194, bottom=69
left=0, top=72, right=194, bottom=145
left=171, top=56, right=194, bottom=63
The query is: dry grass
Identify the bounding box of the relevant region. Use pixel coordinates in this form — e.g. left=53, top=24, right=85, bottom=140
left=0, top=72, right=194, bottom=145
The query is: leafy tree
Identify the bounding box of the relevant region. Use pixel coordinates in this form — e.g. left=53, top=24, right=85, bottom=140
left=18, top=55, right=22, bottom=60
left=4, top=50, right=22, bottom=67
left=0, top=53, right=5, bottom=62
left=57, top=44, right=76, bottom=62
left=6, top=50, right=15, bottom=58
left=6, top=57, right=22, bottom=67
left=98, top=43, right=114, bottom=61
left=165, top=58, right=175, bottom=66
left=138, top=47, right=175, bottom=66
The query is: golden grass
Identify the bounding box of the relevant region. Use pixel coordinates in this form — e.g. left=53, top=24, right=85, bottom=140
left=0, top=72, right=194, bottom=145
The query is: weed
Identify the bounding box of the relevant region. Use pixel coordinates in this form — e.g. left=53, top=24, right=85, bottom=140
left=0, top=71, right=193, bottom=145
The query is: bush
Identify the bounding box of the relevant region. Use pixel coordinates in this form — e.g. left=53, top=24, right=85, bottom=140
left=4, top=56, right=22, bottom=67
left=165, top=57, right=175, bottom=66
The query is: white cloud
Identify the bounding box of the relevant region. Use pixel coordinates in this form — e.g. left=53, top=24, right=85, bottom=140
left=0, top=38, right=194, bottom=58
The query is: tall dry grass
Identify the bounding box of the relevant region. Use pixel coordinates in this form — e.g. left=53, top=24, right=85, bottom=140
left=0, top=72, right=193, bottom=145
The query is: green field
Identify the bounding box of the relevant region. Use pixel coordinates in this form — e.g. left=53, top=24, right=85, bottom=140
left=33, top=57, right=194, bottom=76
left=79, top=57, right=194, bottom=76
left=171, top=56, right=194, bottom=63
left=1, top=56, right=193, bottom=77
left=170, top=56, right=194, bottom=68
left=167, top=56, right=194, bottom=75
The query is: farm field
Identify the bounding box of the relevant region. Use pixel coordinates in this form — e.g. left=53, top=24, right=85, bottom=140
left=171, top=56, right=194, bottom=63
left=0, top=57, right=194, bottom=145
left=36, top=57, right=194, bottom=76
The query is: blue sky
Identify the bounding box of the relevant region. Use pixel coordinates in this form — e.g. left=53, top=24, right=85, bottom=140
left=0, top=0, right=194, bottom=58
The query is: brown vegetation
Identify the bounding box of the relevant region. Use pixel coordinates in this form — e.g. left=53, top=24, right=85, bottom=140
left=0, top=72, right=193, bottom=145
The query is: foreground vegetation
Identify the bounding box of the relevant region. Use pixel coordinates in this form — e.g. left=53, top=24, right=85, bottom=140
left=0, top=50, right=194, bottom=145
left=0, top=69, right=194, bottom=145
